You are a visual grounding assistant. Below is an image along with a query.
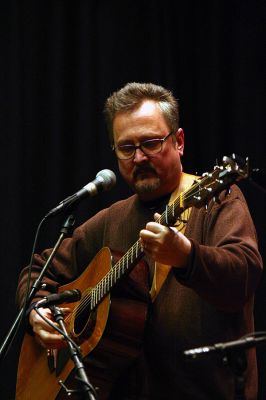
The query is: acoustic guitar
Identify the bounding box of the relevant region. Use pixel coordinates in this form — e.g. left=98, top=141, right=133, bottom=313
left=16, top=155, right=248, bottom=399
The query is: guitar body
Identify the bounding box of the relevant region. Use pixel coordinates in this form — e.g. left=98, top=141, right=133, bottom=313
left=16, top=247, right=148, bottom=400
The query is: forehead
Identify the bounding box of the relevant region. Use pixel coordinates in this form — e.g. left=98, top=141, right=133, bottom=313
left=136, top=100, right=159, bottom=115
left=113, top=100, right=169, bottom=143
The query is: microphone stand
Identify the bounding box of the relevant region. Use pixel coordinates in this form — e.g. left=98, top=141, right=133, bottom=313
left=0, top=212, right=97, bottom=398
left=50, top=306, right=97, bottom=400
left=184, top=334, right=266, bottom=400
left=0, top=213, right=75, bottom=362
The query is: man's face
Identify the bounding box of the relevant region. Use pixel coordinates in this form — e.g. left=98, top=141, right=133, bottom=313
left=113, top=100, right=184, bottom=201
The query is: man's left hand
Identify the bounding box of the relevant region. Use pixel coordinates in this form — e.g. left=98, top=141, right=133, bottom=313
left=139, top=213, right=191, bottom=268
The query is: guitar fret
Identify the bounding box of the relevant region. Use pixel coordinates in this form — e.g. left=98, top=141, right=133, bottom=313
left=93, top=288, right=97, bottom=308
left=137, top=245, right=140, bottom=257
left=114, top=264, right=116, bottom=282
left=105, top=276, right=108, bottom=295
left=110, top=270, right=113, bottom=288
left=96, top=286, right=99, bottom=304
left=100, top=279, right=104, bottom=299
left=96, top=284, right=100, bottom=304
left=124, top=254, right=127, bottom=272
left=93, top=287, right=96, bottom=305
left=106, top=271, right=109, bottom=291
left=105, top=276, right=108, bottom=296
left=96, top=286, right=99, bottom=305
left=111, top=269, right=114, bottom=287
left=100, top=279, right=104, bottom=300
left=91, top=289, right=94, bottom=309
left=117, top=263, right=121, bottom=279
left=94, top=288, right=97, bottom=307
left=171, top=203, right=175, bottom=218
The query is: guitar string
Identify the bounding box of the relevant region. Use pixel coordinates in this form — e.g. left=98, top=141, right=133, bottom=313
left=63, top=169, right=227, bottom=328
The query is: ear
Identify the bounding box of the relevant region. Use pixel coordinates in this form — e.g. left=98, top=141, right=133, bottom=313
left=175, top=128, right=184, bottom=156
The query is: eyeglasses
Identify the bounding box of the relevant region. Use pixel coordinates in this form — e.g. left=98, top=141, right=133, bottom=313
left=112, top=131, right=174, bottom=160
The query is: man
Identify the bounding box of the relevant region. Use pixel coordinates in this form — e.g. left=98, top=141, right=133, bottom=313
left=16, top=82, right=263, bottom=399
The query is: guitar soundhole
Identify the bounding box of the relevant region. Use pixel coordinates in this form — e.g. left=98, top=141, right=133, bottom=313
left=73, top=294, right=96, bottom=339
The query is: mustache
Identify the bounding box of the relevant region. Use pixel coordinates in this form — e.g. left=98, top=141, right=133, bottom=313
left=133, top=164, right=157, bottom=178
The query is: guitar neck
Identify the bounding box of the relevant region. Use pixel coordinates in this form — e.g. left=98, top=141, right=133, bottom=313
left=91, top=197, right=184, bottom=308
left=91, top=239, right=144, bottom=309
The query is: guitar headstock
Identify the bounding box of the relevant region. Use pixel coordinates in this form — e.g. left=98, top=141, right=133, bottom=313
left=184, top=154, right=249, bottom=209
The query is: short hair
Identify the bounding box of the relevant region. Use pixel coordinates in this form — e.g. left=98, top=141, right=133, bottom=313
left=104, top=82, right=180, bottom=144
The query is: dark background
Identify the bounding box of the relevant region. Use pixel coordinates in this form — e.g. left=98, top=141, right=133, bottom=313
left=0, top=1, right=265, bottom=398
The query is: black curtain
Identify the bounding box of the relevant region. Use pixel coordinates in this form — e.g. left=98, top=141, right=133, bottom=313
left=0, top=1, right=265, bottom=399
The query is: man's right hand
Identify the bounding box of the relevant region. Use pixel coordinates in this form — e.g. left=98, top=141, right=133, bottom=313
left=29, top=307, right=69, bottom=349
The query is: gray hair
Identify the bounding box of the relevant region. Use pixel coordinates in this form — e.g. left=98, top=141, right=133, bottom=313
left=104, top=82, right=180, bottom=144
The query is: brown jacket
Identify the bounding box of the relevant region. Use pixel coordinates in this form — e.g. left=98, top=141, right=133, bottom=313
left=17, top=184, right=263, bottom=399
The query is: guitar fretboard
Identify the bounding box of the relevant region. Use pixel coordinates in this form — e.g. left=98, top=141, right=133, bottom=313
left=90, top=198, right=184, bottom=309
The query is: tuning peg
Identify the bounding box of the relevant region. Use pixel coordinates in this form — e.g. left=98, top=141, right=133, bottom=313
left=202, top=172, right=214, bottom=179
left=193, top=195, right=202, bottom=201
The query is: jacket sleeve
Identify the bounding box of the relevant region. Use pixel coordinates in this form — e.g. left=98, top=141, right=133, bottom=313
left=174, top=185, right=263, bottom=311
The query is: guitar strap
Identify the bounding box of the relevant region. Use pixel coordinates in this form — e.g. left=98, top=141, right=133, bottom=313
left=149, top=173, right=198, bottom=302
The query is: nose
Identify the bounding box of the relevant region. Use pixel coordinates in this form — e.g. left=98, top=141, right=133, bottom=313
left=133, top=147, right=148, bottom=163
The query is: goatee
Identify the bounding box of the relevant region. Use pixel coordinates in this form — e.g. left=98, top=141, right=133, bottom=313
left=134, top=176, right=160, bottom=194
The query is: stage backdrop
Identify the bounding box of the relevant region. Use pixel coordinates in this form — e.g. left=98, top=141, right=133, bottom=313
left=0, top=1, right=265, bottom=399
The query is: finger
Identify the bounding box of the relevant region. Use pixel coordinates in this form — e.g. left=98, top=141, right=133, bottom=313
left=35, top=333, right=66, bottom=349
left=31, top=308, right=62, bottom=334
left=36, top=315, right=60, bottom=333
left=40, top=329, right=64, bottom=342
left=154, top=212, right=161, bottom=222
left=145, top=221, right=168, bottom=234
left=139, top=228, right=156, bottom=243
left=34, top=325, right=66, bottom=348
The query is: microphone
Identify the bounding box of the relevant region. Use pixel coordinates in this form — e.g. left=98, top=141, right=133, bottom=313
left=184, top=336, right=257, bottom=359
left=35, top=289, right=81, bottom=308
left=46, top=169, right=116, bottom=217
